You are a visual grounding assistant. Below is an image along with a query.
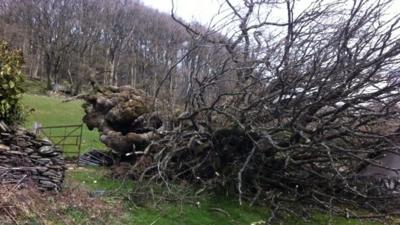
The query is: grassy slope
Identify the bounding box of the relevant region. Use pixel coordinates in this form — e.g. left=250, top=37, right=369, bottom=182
left=20, top=78, right=47, bottom=95
left=20, top=89, right=382, bottom=225
left=22, top=94, right=105, bottom=154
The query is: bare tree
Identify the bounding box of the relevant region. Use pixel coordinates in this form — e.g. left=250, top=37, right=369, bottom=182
left=0, top=0, right=193, bottom=92
left=12, top=0, right=78, bottom=89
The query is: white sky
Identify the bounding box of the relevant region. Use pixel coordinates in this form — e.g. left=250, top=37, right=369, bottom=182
left=142, top=0, right=400, bottom=26
left=142, top=0, right=224, bottom=24
left=142, top=0, right=400, bottom=41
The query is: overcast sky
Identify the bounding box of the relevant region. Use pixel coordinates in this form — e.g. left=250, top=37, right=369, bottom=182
left=142, top=0, right=400, bottom=26
left=142, top=0, right=224, bottom=24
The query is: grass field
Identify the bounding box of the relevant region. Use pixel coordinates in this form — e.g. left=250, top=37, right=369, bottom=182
left=22, top=94, right=105, bottom=155
left=19, top=91, right=383, bottom=225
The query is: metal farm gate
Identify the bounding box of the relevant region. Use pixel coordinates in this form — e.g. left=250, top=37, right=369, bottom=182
left=35, top=124, right=83, bottom=158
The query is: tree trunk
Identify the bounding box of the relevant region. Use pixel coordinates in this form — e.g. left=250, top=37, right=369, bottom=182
left=112, top=58, right=119, bottom=86
left=45, top=53, right=53, bottom=90
left=130, top=57, right=137, bottom=88
left=32, top=53, right=40, bottom=79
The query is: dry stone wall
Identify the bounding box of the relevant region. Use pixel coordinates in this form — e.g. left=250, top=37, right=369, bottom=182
left=0, top=121, right=66, bottom=191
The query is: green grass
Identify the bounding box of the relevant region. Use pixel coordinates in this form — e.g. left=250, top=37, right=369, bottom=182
left=66, top=167, right=382, bottom=225
left=22, top=94, right=105, bottom=155
left=21, top=78, right=47, bottom=95
left=66, top=167, right=267, bottom=225
left=68, top=166, right=133, bottom=192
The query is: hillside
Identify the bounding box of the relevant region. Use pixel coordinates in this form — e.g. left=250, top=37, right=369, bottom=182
left=22, top=94, right=105, bottom=154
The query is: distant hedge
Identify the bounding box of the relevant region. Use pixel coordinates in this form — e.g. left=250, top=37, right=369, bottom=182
left=0, top=41, right=24, bottom=124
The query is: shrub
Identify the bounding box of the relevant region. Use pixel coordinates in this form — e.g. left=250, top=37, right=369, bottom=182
left=0, top=41, right=24, bottom=124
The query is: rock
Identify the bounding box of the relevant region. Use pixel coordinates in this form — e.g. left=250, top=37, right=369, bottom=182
left=36, top=167, right=48, bottom=173
left=1, top=132, right=11, bottom=137
left=39, top=180, right=56, bottom=188
left=39, top=146, right=55, bottom=155
left=35, top=158, right=52, bottom=165
left=0, top=144, right=10, bottom=151
left=0, top=121, right=66, bottom=191
left=0, top=121, right=10, bottom=132
left=24, top=148, right=35, bottom=154
left=41, top=138, right=53, bottom=145
left=6, top=150, right=26, bottom=156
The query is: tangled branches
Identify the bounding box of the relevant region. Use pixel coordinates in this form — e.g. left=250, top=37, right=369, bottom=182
left=160, top=0, right=400, bottom=218
left=81, top=0, right=400, bottom=220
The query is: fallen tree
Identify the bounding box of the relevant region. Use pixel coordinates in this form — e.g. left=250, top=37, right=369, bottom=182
left=81, top=83, right=400, bottom=216
left=81, top=85, right=163, bottom=156
left=81, top=0, right=400, bottom=221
